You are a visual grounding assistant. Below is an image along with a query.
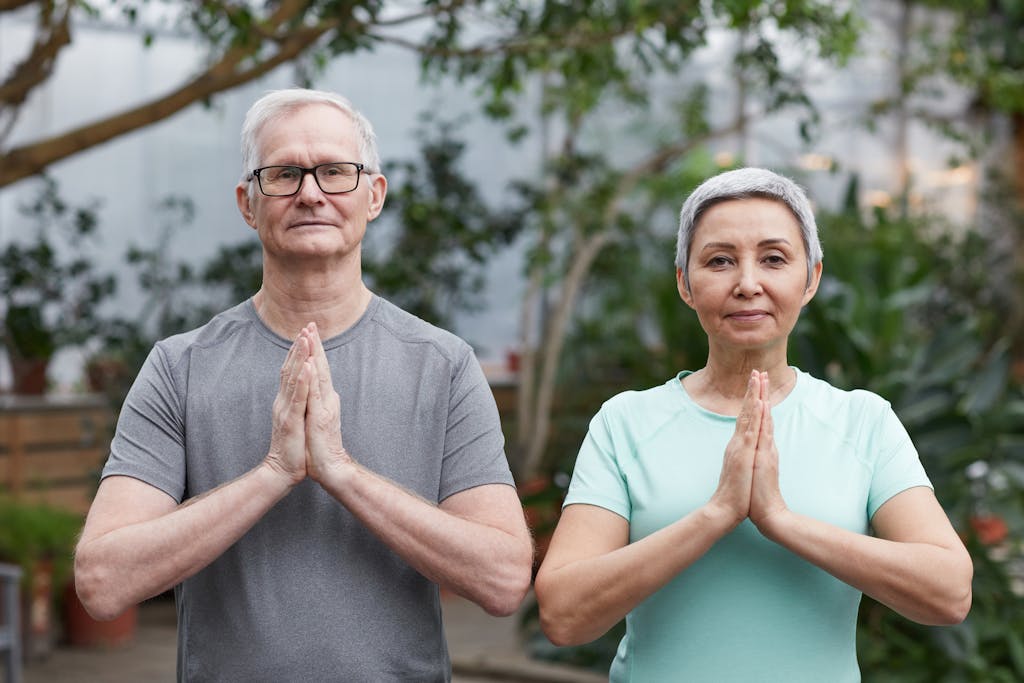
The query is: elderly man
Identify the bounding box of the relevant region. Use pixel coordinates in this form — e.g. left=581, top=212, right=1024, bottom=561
left=74, top=88, right=533, bottom=682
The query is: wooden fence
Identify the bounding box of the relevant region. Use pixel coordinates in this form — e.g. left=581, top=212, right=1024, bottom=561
left=0, top=395, right=113, bottom=515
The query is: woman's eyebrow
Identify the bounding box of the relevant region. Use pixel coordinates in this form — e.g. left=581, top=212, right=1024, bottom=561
left=698, top=238, right=793, bottom=252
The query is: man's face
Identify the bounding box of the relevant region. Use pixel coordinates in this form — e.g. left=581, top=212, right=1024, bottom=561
left=235, top=104, right=386, bottom=265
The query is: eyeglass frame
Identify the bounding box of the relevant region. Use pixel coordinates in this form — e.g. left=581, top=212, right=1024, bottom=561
left=249, top=162, right=369, bottom=197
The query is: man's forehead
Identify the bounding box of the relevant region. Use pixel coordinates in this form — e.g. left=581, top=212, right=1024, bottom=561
left=257, top=105, right=359, bottom=161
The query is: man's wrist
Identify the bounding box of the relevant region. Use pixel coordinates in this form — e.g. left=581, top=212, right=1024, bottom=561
left=312, top=449, right=359, bottom=491
left=259, top=457, right=303, bottom=492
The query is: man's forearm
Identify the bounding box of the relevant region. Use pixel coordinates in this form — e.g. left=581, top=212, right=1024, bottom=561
left=316, top=458, right=532, bottom=616
left=75, top=463, right=295, bottom=620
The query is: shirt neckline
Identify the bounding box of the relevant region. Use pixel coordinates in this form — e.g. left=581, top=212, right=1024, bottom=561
left=670, top=367, right=805, bottom=421
left=243, top=294, right=381, bottom=350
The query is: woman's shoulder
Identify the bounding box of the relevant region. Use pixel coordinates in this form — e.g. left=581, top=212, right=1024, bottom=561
left=794, top=369, right=895, bottom=423
left=590, top=378, right=688, bottom=436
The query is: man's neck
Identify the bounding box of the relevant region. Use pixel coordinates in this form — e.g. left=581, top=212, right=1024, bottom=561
left=253, top=259, right=373, bottom=341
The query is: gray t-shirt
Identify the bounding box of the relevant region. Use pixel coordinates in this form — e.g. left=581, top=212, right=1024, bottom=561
left=102, top=295, right=515, bottom=682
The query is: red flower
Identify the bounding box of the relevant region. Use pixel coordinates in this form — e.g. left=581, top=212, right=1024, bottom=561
left=970, top=515, right=1009, bottom=546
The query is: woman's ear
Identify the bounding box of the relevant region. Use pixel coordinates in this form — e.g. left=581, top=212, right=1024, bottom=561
left=677, top=268, right=695, bottom=308
left=802, top=261, right=823, bottom=306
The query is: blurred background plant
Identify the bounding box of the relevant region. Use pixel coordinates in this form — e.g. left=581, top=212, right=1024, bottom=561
left=0, top=177, right=115, bottom=394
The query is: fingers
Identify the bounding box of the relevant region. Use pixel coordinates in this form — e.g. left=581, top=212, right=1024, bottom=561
left=303, top=322, right=335, bottom=397
left=279, top=332, right=310, bottom=393
left=734, top=370, right=762, bottom=443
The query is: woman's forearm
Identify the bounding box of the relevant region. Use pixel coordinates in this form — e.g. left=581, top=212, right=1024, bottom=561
left=756, top=508, right=972, bottom=625
left=536, top=503, right=738, bottom=646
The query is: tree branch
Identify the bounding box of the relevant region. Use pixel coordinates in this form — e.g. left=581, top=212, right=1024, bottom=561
left=0, top=2, right=72, bottom=126
left=0, top=1, right=351, bottom=186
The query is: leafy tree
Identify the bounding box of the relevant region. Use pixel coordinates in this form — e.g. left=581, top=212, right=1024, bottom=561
left=1, top=0, right=857, bottom=188
left=363, top=114, right=523, bottom=330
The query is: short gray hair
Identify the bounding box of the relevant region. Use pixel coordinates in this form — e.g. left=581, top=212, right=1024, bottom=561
left=675, top=167, right=823, bottom=291
left=239, top=88, right=381, bottom=197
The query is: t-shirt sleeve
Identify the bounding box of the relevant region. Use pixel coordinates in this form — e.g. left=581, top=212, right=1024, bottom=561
left=562, top=406, right=631, bottom=521
left=866, top=400, right=932, bottom=520
left=101, top=344, right=188, bottom=503
left=437, top=347, right=514, bottom=501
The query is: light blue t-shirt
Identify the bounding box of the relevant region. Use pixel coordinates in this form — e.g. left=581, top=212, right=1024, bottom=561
left=563, top=369, right=931, bottom=683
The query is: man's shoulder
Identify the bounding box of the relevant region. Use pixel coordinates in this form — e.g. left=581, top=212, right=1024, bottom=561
left=153, top=300, right=256, bottom=363
left=367, top=297, right=472, bottom=363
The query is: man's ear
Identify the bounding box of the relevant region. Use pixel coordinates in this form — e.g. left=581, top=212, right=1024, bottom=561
left=366, top=173, right=388, bottom=222
left=677, top=268, right=695, bottom=309
left=236, top=184, right=257, bottom=230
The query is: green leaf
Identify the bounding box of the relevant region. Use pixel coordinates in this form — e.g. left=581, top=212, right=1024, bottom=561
left=961, top=341, right=1011, bottom=415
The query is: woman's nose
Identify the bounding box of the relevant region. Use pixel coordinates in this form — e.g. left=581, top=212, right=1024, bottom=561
left=733, top=264, right=763, bottom=297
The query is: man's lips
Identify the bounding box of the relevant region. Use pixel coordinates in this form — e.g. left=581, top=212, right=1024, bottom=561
left=288, top=219, right=335, bottom=229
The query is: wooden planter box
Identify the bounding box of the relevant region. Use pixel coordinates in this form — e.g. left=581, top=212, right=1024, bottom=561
left=0, top=394, right=113, bottom=515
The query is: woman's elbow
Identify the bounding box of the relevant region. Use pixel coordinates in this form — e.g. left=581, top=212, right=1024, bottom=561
left=934, top=582, right=972, bottom=625
left=915, top=558, right=974, bottom=626
left=535, top=573, right=591, bottom=646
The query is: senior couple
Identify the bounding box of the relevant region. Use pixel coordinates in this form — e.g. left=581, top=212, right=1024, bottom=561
left=76, top=87, right=970, bottom=682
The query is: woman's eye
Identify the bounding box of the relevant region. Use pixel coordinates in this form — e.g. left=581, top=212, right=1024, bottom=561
left=764, top=254, right=786, bottom=265
left=708, top=256, right=731, bottom=267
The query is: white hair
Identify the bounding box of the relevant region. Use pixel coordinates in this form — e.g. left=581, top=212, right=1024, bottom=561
left=239, top=88, right=381, bottom=198
left=675, top=167, right=823, bottom=291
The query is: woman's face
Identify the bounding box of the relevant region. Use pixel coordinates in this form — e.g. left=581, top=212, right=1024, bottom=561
left=678, top=197, right=821, bottom=354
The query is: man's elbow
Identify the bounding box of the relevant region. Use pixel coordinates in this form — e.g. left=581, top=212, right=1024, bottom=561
left=480, top=556, right=533, bottom=617
left=73, top=547, right=132, bottom=622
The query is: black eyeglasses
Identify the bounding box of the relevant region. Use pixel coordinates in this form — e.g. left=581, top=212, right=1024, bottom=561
left=250, top=162, right=367, bottom=196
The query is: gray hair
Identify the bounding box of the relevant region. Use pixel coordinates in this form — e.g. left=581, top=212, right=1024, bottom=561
left=239, top=88, right=381, bottom=197
left=675, top=167, right=823, bottom=291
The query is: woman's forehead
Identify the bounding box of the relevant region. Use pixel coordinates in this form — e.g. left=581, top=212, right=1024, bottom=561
left=694, top=198, right=802, bottom=240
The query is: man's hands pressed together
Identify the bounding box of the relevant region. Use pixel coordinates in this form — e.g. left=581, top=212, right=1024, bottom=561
left=265, top=322, right=353, bottom=488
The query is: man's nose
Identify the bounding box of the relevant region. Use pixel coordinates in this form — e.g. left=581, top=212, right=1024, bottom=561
left=295, top=171, right=325, bottom=203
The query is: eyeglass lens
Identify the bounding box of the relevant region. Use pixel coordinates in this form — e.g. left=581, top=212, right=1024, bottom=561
left=257, top=163, right=361, bottom=196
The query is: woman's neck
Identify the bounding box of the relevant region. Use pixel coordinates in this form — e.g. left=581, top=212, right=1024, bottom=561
left=683, top=349, right=796, bottom=415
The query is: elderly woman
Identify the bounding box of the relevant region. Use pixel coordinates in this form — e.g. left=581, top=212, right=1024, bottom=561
left=534, top=167, right=972, bottom=682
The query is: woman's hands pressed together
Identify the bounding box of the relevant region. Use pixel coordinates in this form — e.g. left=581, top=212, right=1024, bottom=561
left=707, top=369, right=789, bottom=535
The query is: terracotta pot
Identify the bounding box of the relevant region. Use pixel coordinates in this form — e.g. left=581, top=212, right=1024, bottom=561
left=63, top=581, right=137, bottom=648
left=11, top=357, right=49, bottom=395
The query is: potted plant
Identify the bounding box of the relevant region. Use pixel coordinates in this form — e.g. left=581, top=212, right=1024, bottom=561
left=0, top=497, right=80, bottom=659
left=0, top=177, right=116, bottom=394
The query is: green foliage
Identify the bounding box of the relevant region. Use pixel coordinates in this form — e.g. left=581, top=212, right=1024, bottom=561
left=0, top=177, right=116, bottom=361
left=0, top=497, right=81, bottom=593
left=363, top=114, right=524, bottom=329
